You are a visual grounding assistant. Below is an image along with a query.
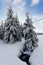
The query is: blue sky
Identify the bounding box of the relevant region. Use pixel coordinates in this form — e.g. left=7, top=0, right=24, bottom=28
left=0, top=0, right=43, bottom=32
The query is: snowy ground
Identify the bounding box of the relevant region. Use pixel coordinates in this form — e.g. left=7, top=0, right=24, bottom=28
left=0, top=35, right=43, bottom=65
left=30, top=35, right=43, bottom=65
left=0, top=38, right=27, bottom=65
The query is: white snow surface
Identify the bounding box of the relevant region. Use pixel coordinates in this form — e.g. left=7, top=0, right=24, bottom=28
left=30, top=35, right=43, bottom=65
left=0, top=35, right=43, bottom=65
left=0, top=38, right=27, bottom=65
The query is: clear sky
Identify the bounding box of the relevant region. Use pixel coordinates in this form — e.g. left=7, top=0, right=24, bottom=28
left=0, top=0, right=43, bottom=32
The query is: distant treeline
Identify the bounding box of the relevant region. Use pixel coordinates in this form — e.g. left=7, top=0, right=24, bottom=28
left=37, top=33, right=43, bottom=35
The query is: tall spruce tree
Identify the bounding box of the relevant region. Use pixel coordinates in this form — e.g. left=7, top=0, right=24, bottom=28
left=4, top=6, right=13, bottom=43
left=23, top=13, right=38, bottom=52
left=19, top=13, right=38, bottom=65
left=4, top=6, right=21, bottom=43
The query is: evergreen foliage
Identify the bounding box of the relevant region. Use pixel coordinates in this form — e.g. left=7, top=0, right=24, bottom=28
left=4, top=6, right=21, bottom=43
left=0, top=21, right=4, bottom=39
left=23, top=13, right=38, bottom=53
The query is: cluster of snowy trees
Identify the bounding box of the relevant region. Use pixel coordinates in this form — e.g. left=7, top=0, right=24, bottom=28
left=0, top=6, right=38, bottom=65
left=0, top=6, right=38, bottom=44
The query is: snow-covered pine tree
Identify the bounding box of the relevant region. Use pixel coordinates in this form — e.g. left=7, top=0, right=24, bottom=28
left=19, top=13, right=38, bottom=65
left=0, top=21, right=4, bottom=39
left=4, top=6, right=14, bottom=43
left=4, top=6, right=22, bottom=43
left=23, top=13, right=38, bottom=52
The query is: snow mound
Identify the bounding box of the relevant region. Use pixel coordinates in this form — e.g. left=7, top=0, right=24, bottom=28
left=0, top=38, right=27, bottom=65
